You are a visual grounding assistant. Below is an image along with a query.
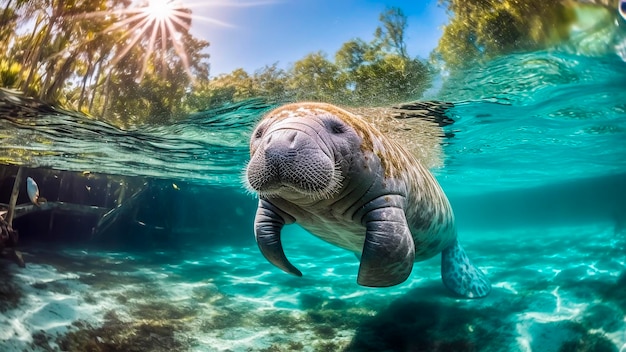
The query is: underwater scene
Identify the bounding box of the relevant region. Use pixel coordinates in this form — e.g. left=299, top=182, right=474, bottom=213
left=1, top=1, right=626, bottom=352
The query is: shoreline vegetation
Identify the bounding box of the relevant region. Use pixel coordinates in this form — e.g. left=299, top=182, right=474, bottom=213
left=0, top=0, right=621, bottom=128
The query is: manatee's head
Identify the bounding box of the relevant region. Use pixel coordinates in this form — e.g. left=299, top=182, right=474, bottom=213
left=246, top=103, right=365, bottom=200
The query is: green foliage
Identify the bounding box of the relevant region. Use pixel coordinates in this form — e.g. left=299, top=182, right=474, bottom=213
left=184, top=63, right=290, bottom=111
left=0, top=60, right=23, bottom=88
left=335, top=39, right=369, bottom=71
left=288, top=51, right=348, bottom=102
left=288, top=7, right=430, bottom=106
left=253, top=63, right=289, bottom=100
left=348, top=54, right=430, bottom=105
left=436, top=0, right=577, bottom=68
left=330, top=8, right=431, bottom=106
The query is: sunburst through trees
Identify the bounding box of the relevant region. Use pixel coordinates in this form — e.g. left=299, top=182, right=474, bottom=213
left=0, top=0, right=213, bottom=126
left=75, top=0, right=198, bottom=81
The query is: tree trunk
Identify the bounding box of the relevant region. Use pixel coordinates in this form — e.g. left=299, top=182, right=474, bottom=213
left=42, top=53, right=77, bottom=102
left=88, top=56, right=105, bottom=113
left=101, top=71, right=112, bottom=119
left=22, top=0, right=63, bottom=95
left=20, top=17, right=46, bottom=92
left=6, top=166, right=23, bottom=227
left=78, top=59, right=93, bottom=110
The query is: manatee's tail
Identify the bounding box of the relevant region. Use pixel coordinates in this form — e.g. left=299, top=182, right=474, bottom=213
left=441, top=239, right=491, bottom=298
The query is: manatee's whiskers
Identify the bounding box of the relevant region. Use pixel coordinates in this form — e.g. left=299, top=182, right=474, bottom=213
left=306, top=160, right=343, bottom=201
left=241, top=161, right=257, bottom=196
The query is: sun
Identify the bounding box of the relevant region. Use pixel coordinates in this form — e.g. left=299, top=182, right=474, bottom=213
left=101, top=0, right=194, bottom=79
left=144, top=0, right=178, bottom=21
left=71, top=0, right=274, bottom=81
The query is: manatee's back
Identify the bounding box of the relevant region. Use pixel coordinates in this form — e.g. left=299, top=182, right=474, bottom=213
left=345, top=101, right=453, bottom=170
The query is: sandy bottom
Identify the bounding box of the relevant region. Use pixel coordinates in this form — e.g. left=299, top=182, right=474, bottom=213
left=1, top=224, right=625, bottom=352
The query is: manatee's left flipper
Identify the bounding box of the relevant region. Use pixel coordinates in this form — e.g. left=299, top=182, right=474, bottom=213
left=358, top=198, right=415, bottom=287
left=441, top=239, right=491, bottom=298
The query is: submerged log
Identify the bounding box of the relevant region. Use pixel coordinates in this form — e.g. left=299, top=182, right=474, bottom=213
left=1, top=165, right=177, bottom=249
left=0, top=201, right=110, bottom=219
left=6, top=166, right=23, bottom=227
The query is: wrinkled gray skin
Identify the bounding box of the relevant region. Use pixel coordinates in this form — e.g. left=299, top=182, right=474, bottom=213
left=246, top=103, right=490, bottom=297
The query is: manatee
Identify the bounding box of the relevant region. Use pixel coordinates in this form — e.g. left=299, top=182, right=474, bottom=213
left=245, top=102, right=491, bottom=298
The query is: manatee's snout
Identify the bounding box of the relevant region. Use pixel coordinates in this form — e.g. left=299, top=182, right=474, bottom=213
left=263, top=130, right=301, bottom=168
left=247, top=128, right=341, bottom=197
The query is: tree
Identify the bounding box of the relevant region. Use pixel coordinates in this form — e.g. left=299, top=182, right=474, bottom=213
left=436, top=0, right=576, bottom=68
left=335, top=39, right=369, bottom=73
left=1, top=3, right=432, bottom=122
left=288, top=51, right=348, bottom=102
left=333, top=7, right=431, bottom=106
left=253, top=63, right=289, bottom=100
left=0, top=59, right=22, bottom=87
left=375, top=7, right=409, bottom=58
left=350, top=54, right=430, bottom=105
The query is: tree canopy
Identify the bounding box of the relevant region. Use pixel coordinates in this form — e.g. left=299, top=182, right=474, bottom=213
left=435, top=0, right=591, bottom=68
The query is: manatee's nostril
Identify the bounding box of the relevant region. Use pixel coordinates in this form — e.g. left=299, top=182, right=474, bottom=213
left=267, top=135, right=272, bottom=143
left=287, top=131, right=296, bottom=143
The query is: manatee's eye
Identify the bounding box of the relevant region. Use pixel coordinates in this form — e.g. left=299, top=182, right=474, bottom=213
left=254, top=125, right=265, bottom=139
left=324, top=118, right=346, bottom=134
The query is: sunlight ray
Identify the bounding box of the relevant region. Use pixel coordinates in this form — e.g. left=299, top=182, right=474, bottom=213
left=139, top=21, right=160, bottom=79
left=183, top=0, right=281, bottom=8
left=168, top=13, right=193, bottom=31
left=102, top=12, right=153, bottom=35
left=169, top=15, right=192, bottom=31
left=109, top=19, right=153, bottom=68
left=164, top=18, right=193, bottom=79
left=63, top=0, right=277, bottom=81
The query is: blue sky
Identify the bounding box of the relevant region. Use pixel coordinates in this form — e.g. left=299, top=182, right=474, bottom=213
left=188, top=0, right=449, bottom=76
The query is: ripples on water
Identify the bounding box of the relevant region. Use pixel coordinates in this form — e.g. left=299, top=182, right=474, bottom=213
left=0, top=96, right=275, bottom=186
left=437, top=51, right=626, bottom=194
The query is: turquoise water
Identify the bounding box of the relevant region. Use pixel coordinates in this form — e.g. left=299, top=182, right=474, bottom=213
left=1, top=50, right=626, bottom=351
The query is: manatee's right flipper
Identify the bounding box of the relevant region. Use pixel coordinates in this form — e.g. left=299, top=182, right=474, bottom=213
left=254, top=199, right=302, bottom=277
left=441, top=239, right=491, bottom=298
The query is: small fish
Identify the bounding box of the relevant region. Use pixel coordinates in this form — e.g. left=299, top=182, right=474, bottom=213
left=172, top=183, right=180, bottom=190
left=621, top=0, right=626, bottom=21
left=26, top=177, right=40, bottom=205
